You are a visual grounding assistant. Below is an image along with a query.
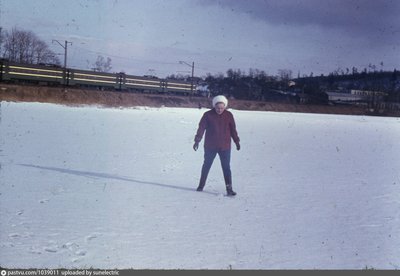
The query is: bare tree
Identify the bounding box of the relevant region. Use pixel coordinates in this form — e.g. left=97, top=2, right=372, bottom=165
left=34, top=40, right=57, bottom=64
left=277, top=69, right=293, bottom=81
left=2, top=27, right=60, bottom=65
left=93, top=55, right=112, bottom=72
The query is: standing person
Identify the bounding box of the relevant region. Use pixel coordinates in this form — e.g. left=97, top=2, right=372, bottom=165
left=193, top=95, right=240, bottom=196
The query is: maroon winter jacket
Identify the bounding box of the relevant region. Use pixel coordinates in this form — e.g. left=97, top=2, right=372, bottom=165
left=195, top=109, right=240, bottom=151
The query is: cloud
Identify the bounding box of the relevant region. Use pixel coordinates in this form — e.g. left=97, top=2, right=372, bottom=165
left=198, top=0, right=400, bottom=44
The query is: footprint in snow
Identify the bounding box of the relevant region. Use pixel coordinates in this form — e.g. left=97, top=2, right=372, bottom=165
left=62, top=242, right=86, bottom=256
left=39, top=199, right=50, bottom=204
left=85, top=234, right=98, bottom=242
left=71, top=257, right=84, bottom=263
left=44, top=247, right=58, bottom=253
left=28, top=247, right=42, bottom=255
left=9, top=233, right=20, bottom=238
left=75, top=250, right=87, bottom=256
left=22, top=232, right=34, bottom=238
left=62, top=242, right=80, bottom=251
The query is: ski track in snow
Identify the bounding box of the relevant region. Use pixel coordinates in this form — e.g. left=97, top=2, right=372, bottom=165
left=0, top=101, right=399, bottom=269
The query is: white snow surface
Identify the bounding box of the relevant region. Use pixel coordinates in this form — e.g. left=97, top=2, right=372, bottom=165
left=0, top=101, right=399, bottom=269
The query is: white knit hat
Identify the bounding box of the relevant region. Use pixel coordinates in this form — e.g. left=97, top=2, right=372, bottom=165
left=212, top=95, right=228, bottom=108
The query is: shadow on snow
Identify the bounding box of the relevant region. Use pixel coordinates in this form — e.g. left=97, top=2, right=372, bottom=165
left=18, top=163, right=219, bottom=196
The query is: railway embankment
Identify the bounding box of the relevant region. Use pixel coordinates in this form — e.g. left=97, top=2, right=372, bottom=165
left=0, top=83, right=395, bottom=116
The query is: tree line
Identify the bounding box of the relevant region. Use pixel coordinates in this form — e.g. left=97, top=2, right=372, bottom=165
left=0, top=27, right=60, bottom=65
left=0, top=27, right=112, bottom=72
left=170, top=67, right=400, bottom=104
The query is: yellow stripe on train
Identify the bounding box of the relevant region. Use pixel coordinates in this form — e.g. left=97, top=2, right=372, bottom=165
left=9, top=66, right=63, bottom=74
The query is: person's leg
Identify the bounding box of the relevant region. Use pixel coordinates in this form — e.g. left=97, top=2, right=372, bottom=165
left=197, top=149, right=217, bottom=191
left=218, top=149, right=236, bottom=196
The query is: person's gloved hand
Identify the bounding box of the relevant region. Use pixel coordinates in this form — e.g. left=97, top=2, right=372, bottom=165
left=235, top=142, right=241, bottom=151
left=193, top=142, right=199, bottom=151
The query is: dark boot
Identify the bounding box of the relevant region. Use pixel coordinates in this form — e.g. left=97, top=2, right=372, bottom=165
left=226, top=184, right=237, bottom=196
left=196, top=175, right=207, bottom=192
left=224, top=173, right=236, bottom=196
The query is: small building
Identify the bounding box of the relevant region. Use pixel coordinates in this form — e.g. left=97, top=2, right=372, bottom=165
left=326, top=91, right=366, bottom=103
left=326, top=89, right=388, bottom=105
left=350, top=89, right=387, bottom=98
left=196, top=83, right=211, bottom=97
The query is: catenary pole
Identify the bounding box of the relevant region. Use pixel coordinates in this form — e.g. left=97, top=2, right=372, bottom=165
left=52, top=40, right=72, bottom=85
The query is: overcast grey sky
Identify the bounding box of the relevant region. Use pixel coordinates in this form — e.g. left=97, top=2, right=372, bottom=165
left=1, top=0, right=399, bottom=78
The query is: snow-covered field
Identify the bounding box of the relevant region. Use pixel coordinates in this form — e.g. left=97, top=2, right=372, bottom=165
left=0, top=101, right=399, bottom=269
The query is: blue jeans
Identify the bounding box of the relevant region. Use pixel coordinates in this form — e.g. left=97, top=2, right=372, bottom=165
left=198, top=149, right=232, bottom=188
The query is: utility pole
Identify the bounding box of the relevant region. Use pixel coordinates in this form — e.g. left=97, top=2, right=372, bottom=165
left=52, top=40, right=72, bottom=69
left=179, top=61, right=195, bottom=95
left=147, top=69, right=155, bottom=78
left=190, top=62, right=195, bottom=98
left=52, top=40, right=72, bottom=85
left=0, top=27, right=2, bottom=56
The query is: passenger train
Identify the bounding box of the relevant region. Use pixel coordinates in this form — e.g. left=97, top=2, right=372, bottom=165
left=0, top=59, right=195, bottom=95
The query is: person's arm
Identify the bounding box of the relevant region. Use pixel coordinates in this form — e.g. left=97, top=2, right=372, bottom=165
left=230, top=114, right=240, bottom=150
left=193, top=113, right=207, bottom=151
